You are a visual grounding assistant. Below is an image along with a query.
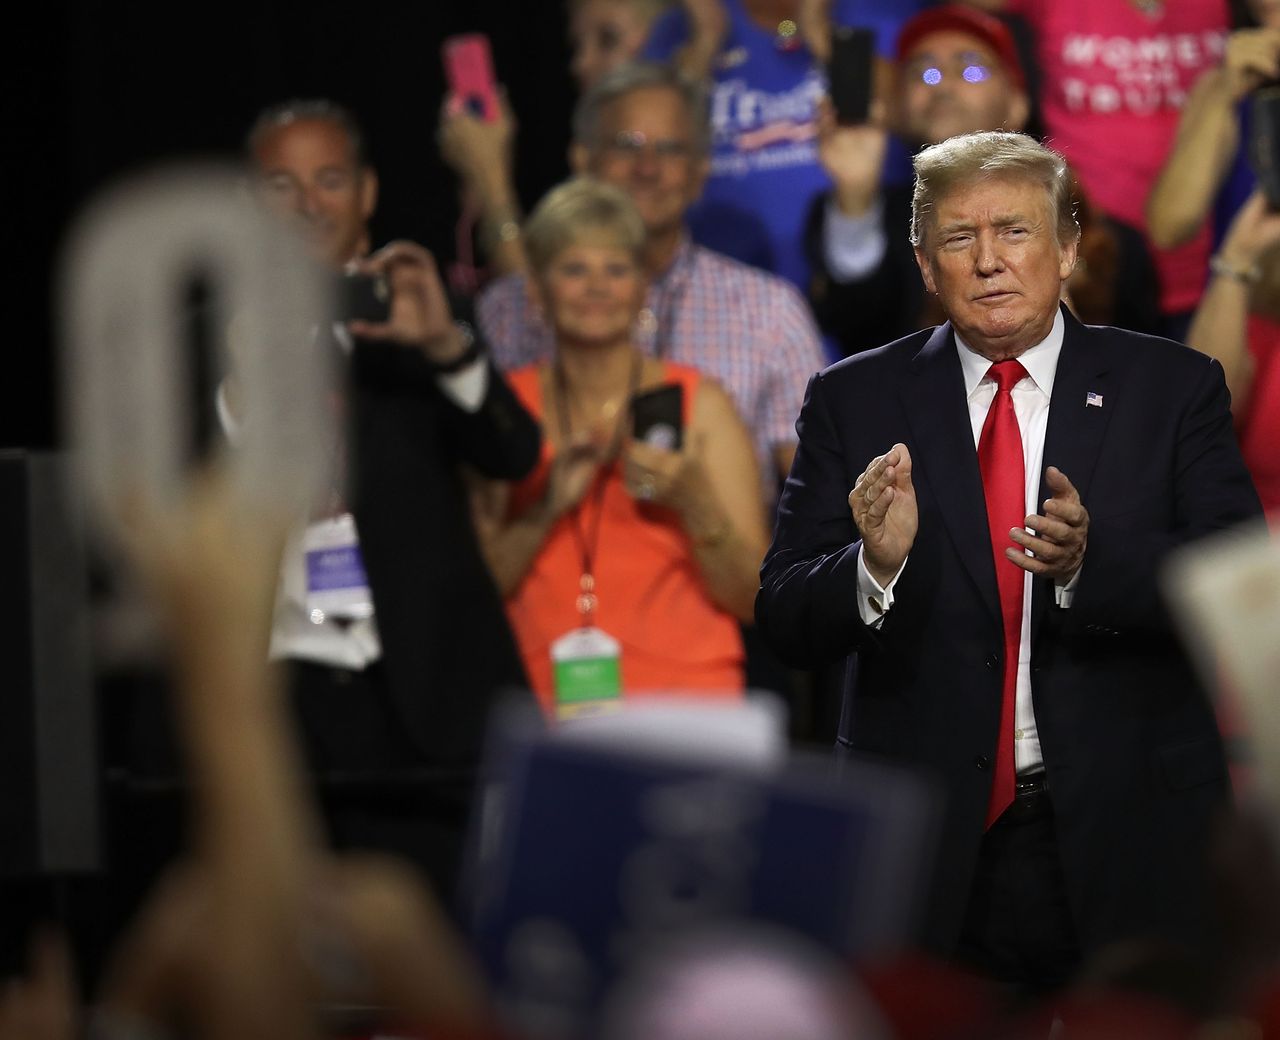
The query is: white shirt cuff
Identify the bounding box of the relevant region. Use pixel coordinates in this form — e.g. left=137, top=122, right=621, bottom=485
left=215, top=380, right=242, bottom=443
left=823, top=194, right=888, bottom=283
left=437, top=358, right=489, bottom=412
left=1054, top=566, right=1082, bottom=609
left=856, top=545, right=907, bottom=626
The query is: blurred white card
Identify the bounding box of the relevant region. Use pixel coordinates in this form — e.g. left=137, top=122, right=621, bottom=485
left=1165, top=521, right=1280, bottom=802
left=553, top=693, right=788, bottom=771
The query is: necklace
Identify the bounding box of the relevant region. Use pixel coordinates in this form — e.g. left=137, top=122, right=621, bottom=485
left=553, top=351, right=643, bottom=459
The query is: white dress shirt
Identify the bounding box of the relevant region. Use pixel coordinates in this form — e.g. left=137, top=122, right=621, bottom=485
left=822, top=194, right=889, bottom=282
left=218, top=324, right=489, bottom=671
left=856, top=308, right=1079, bottom=773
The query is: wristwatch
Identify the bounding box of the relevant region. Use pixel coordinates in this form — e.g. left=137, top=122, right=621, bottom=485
left=429, top=321, right=485, bottom=374
left=1209, top=254, right=1262, bottom=284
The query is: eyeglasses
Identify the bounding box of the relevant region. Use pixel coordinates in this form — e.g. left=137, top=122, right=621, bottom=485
left=598, top=131, right=694, bottom=163
left=905, top=53, right=993, bottom=86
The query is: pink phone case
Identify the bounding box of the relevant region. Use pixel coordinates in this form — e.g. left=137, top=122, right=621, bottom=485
left=442, top=34, right=501, bottom=122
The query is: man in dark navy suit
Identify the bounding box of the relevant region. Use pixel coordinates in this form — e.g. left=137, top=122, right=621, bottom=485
left=757, top=130, right=1262, bottom=990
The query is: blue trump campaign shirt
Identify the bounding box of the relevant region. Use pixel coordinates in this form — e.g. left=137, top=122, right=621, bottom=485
left=642, top=0, right=926, bottom=294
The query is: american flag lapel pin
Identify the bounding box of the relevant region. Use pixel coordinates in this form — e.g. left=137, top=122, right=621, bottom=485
left=1086, top=391, right=1104, bottom=408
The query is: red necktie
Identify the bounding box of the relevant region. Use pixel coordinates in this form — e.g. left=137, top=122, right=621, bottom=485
left=978, top=360, right=1028, bottom=829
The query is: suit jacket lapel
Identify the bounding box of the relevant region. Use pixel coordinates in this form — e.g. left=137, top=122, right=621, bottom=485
left=1032, top=306, right=1116, bottom=636
left=902, top=323, right=1002, bottom=629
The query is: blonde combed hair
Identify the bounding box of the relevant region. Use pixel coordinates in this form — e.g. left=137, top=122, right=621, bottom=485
left=523, top=177, right=647, bottom=274
left=910, top=131, right=1080, bottom=251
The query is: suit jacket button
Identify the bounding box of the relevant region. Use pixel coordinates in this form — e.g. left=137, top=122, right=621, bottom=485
left=985, top=653, right=999, bottom=669
left=975, top=754, right=991, bottom=770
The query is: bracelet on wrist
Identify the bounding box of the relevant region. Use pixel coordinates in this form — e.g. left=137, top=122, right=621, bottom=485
left=1209, top=254, right=1262, bottom=284
left=428, top=321, right=485, bottom=374
left=481, top=210, right=522, bottom=248
left=494, top=219, right=521, bottom=243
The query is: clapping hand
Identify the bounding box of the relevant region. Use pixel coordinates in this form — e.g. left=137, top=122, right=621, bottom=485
left=622, top=435, right=705, bottom=513
left=544, top=433, right=605, bottom=519
left=1008, top=466, right=1088, bottom=583
left=849, top=443, right=917, bottom=587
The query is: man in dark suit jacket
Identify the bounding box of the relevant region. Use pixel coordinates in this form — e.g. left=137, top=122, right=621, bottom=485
left=757, top=130, right=1262, bottom=990
left=245, top=99, right=540, bottom=896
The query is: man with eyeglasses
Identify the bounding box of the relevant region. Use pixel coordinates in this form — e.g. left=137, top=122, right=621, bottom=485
left=477, top=60, right=825, bottom=496
left=241, top=100, right=540, bottom=896
left=807, top=6, right=1032, bottom=358
left=807, top=6, right=1159, bottom=357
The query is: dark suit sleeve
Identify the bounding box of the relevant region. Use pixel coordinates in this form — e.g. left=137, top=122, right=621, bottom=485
left=435, top=358, right=542, bottom=480
left=352, top=337, right=541, bottom=482
left=1066, top=357, right=1262, bottom=633
left=804, top=189, right=923, bottom=358
left=756, top=371, right=886, bottom=666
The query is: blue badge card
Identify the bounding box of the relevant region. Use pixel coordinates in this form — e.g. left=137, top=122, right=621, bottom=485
left=303, top=513, right=373, bottom=621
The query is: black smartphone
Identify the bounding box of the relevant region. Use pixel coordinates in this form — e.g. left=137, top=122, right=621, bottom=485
left=337, top=271, right=391, bottom=324
left=828, top=26, right=876, bottom=125
left=1251, top=86, right=1280, bottom=210
left=631, top=384, right=683, bottom=452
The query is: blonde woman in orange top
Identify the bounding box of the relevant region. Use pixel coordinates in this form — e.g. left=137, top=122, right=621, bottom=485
left=470, top=178, right=768, bottom=717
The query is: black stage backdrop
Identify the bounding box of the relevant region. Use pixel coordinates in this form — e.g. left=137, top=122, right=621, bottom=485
left=0, top=0, right=578, bottom=981
left=7, top=0, right=577, bottom=450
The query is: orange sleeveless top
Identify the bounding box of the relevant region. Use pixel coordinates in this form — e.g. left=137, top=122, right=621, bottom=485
left=504, top=361, right=745, bottom=715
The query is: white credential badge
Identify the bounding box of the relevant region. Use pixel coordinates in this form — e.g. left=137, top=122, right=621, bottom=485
left=551, top=626, right=621, bottom=720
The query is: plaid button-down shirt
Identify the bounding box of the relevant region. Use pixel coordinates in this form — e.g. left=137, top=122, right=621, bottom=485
left=476, top=239, right=825, bottom=498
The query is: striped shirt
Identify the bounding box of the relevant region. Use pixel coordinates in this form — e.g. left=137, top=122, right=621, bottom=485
left=476, top=239, right=825, bottom=498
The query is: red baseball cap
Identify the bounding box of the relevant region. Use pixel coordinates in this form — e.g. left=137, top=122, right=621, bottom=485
left=895, top=4, right=1027, bottom=91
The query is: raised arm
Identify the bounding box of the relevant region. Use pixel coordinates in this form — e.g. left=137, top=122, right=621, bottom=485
left=101, top=475, right=317, bottom=1040
left=671, top=0, right=729, bottom=81
left=1185, top=188, right=1280, bottom=406
left=1148, top=28, right=1280, bottom=248
left=438, top=90, right=528, bottom=277
left=351, top=241, right=542, bottom=479
left=1146, top=71, right=1244, bottom=249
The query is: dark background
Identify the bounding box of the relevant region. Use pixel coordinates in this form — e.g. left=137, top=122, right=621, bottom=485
left=8, top=0, right=579, bottom=451
left=1, top=1, right=581, bottom=979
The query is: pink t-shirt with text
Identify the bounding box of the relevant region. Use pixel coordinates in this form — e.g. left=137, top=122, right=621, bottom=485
left=1009, top=0, right=1230, bottom=314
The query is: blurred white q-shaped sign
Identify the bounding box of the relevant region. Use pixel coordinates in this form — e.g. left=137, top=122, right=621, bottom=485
left=59, top=165, right=333, bottom=531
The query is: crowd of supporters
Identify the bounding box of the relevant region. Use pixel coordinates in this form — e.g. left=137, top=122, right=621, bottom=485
left=10, top=0, right=1280, bottom=1037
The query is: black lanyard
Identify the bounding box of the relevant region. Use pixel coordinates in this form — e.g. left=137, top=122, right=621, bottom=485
left=552, top=351, right=643, bottom=620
